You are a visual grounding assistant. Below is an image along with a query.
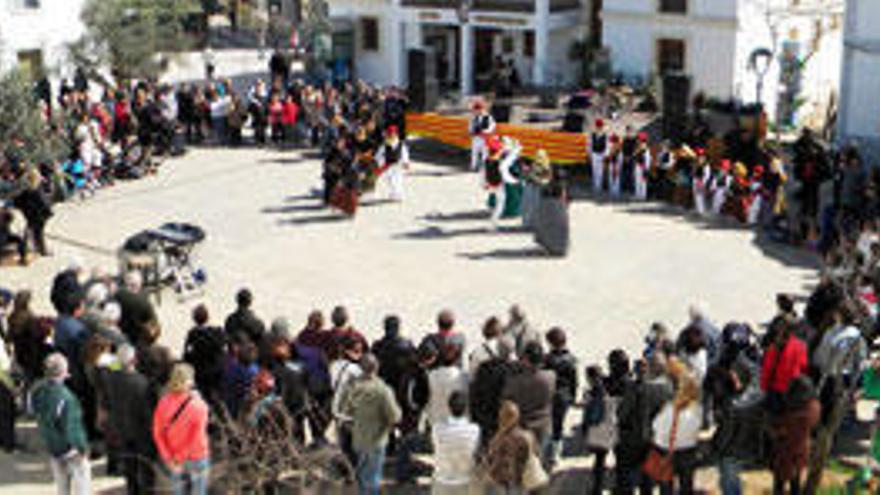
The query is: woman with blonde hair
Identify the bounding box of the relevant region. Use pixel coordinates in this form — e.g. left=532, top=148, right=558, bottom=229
left=484, top=400, right=538, bottom=494
left=12, top=166, right=53, bottom=256
left=645, top=358, right=703, bottom=495
left=152, top=363, right=210, bottom=495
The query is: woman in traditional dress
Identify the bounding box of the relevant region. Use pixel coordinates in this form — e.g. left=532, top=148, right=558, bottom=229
left=482, top=136, right=521, bottom=229
left=522, top=149, right=552, bottom=230
left=534, top=157, right=570, bottom=257
left=324, top=136, right=359, bottom=217
left=352, top=126, right=378, bottom=194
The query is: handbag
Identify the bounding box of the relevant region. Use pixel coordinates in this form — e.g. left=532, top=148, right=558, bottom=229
left=642, top=406, right=679, bottom=483
left=522, top=450, right=549, bottom=490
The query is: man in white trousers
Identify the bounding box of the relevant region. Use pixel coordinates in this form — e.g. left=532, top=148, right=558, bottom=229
left=374, top=125, right=410, bottom=202
left=589, top=118, right=608, bottom=194
left=633, top=132, right=652, bottom=201
left=692, top=150, right=711, bottom=216
left=469, top=99, right=496, bottom=171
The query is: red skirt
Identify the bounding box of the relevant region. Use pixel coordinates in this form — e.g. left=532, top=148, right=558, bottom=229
left=330, top=184, right=358, bottom=216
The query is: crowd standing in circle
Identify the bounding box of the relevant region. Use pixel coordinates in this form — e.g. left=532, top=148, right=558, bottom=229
left=0, top=229, right=878, bottom=495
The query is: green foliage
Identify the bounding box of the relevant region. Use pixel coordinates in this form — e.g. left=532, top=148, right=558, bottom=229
left=74, top=0, right=201, bottom=81
left=0, top=71, right=65, bottom=166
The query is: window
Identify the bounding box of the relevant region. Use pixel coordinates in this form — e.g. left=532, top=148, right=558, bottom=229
left=657, top=38, right=686, bottom=73
left=524, top=31, right=535, bottom=57
left=659, top=0, right=687, bottom=14
left=361, top=17, right=379, bottom=52
left=17, top=50, right=43, bottom=81
left=20, top=0, right=40, bottom=8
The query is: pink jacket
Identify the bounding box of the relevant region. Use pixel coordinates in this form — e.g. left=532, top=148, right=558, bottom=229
left=152, top=391, right=210, bottom=464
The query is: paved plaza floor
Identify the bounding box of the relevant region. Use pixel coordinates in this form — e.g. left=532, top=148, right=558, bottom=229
left=0, top=143, right=821, bottom=493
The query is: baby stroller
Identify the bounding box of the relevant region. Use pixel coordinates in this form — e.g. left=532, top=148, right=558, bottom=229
left=119, top=223, right=207, bottom=304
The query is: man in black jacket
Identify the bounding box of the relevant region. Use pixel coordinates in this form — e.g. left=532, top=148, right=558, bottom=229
left=114, top=271, right=157, bottom=345
left=372, top=315, right=415, bottom=389
left=543, top=327, right=578, bottom=466
left=183, top=305, right=226, bottom=406
left=224, top=288, right=266, bottom=344
left=104, top=344, right=156, bottom=495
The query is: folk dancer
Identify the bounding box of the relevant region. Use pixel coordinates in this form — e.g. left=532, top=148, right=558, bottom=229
left=633, top=132, right=651, bottom=201
left=621, top=125, right=638, bottom=195
left=522, top=149, right=552, bottom=229
left=374, top=126, right=410, bottom=202
left=470, top=98, right=496, bottom=171
left=324, top=136, right=359, bottom=216
left=589, top=119, right=608, bottom=193
left=692, top=149, right=711, bottom=216
left=607, top=135, right=623, bottom=199
left=710, top=160, right=733, bottom=215
left=655, top=140, right=676, bottom=201
left=483, top=136, right=521, bottom=229
left=353, top=126, right=379, bottom=194
left=747, top=165, right=765, bottom=225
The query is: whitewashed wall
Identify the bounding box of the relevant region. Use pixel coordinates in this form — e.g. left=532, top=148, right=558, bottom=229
left=603, top=11, right=738, bottom=98
left=0, top=0, right=88, bottom=78
left=838, top=0, right=880, bottom=152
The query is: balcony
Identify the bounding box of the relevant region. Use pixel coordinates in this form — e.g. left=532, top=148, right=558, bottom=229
left=400, top=0, right=581, bottom=14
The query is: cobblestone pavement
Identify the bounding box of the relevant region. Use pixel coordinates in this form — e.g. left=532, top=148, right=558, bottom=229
left=0, top=144, right=820, bottom=493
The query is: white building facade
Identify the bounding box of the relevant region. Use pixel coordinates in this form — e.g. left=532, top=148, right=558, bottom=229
left=602, top=0, right=740, bottom=99
left=327, top=0, right=585, bottom=95
left=838, top=0, right=880, bottom=154
left=602, top=0, right=844, bottom=128
left=0, top=0, right=87, bottom=79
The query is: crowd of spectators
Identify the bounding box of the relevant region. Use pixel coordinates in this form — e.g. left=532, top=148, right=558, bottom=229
left=0, top=226, right=878, bottom=495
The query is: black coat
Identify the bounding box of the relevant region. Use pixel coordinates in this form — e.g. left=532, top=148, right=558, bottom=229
left=183, top=325, right=226, bottom=393
left=104, top=369, right=155, bottom=454
left=13, top=188, right=52, bottom=225
left=50, top=270, right=82, bottom=316
left=114, top=289, right=157, bottom=344
left=224, top=308, right=266, bottom=344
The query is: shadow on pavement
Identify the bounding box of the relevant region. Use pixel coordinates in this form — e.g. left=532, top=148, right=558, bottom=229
left=457, top=246, right=552, bottom=260
left=394, top=225, right=527, bottom=240
left=419, top=209, right=490, bottom=222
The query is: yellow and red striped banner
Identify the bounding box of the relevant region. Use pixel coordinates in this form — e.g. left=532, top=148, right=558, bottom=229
left=406, top=113, right=588, bottom=164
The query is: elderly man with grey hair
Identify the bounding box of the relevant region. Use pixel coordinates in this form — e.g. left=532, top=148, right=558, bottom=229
left=339, top=353, right=401, bottom=495
left=503, top=304, right=541, bottom=358
left=31, top=353, right=92, bottom=495
left=104, top=344, right=155, bottom=495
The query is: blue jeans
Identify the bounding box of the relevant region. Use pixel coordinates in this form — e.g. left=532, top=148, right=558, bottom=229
left=719, top=457, right=744, bottom=495
left=170, top=458, right=210, bottom=495
left=356, top=447, right=385, bottom=495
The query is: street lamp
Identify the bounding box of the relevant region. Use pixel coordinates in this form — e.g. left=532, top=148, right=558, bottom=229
left=456, top=0, right=471, bottom=24
left=749, top=47, right=773, bottom=108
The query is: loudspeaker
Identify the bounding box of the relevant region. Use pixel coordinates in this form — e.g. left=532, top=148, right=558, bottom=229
left=408, top=49, right=439, bottom=111
left=662, top=73, right=691, bottom=143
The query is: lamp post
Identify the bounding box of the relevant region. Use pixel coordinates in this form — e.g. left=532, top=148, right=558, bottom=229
left=457, top=0, right=472, bottom=96
left=748, top=47, right=773, bottom=108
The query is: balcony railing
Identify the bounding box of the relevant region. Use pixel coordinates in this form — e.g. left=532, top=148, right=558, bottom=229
left=400, top=0, right=580, bottom=13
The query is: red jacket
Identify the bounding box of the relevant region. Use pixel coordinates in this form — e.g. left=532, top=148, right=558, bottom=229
left=281, top=101, right=298, bottom=125
left=760, top=336, right=808, bottom=393
left=152, top=391, right=210, bottom=465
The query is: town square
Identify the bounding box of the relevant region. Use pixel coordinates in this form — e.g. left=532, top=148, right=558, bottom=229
left=0, top=0, right=879, bottom=494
